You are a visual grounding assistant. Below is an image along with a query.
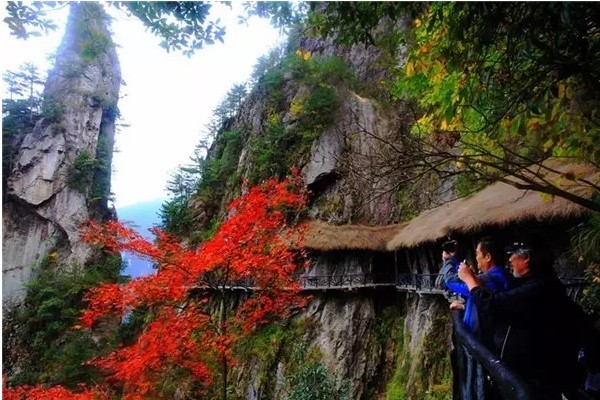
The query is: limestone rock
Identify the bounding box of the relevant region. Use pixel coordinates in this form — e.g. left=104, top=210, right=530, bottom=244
left=2, top=2, right=120, bottom=306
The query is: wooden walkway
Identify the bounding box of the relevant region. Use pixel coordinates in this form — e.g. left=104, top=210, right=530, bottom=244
left=299, top=273, right=396, bottom=291
left=191, top=273, right=586, bottom=300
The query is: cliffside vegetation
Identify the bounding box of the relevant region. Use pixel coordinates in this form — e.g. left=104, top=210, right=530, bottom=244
left=3, top=250, right=124, bottom=389
left=3, top=1, right=123, bottom=396
left=159, top=49, right=355, bottom=242
left=2, top=62, right=45, bottom=194
left=8, top=2, right=599, bottom=211
left=314, top=3, right=600, bottom=212
left=4, top=2, right=600, bottom=399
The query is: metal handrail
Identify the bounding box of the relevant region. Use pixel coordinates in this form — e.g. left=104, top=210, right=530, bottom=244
left=193, top=273, right=587, bottom=297
left=299, top=273, right=395, bottom=288
left=450, top=310, right=533, bottom=400
left=396, top=273, right=445, bottom=292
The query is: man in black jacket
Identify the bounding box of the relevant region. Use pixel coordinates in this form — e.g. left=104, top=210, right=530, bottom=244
left=457, top=238, right=599, bottom=400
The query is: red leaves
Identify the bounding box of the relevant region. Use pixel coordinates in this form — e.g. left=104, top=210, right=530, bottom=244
left=2, top=383, right=110, bottom=400
left=93, top=305, right=212, bottom=398
left=2, top=176, right=310, bottom=398
left=74, top=176, right=310, bottom=397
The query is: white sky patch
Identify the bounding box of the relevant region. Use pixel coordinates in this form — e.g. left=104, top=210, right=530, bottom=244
left=2, top=3, right=286, bottom=208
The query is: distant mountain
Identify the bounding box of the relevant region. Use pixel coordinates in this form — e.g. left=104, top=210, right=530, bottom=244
left=116, top=198, right=165, bottom=278
left=117, top=198, right=165, bottom=239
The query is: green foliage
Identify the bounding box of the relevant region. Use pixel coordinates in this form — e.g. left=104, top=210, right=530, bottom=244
left=420, top=315, right=452, bottom=399
left=67, top=149, right=96, bottom=193
left=306, top=3, right=421, bottom=46
left=234, top=318, right=350, bottom=400
left=250, top=45, right=286, bottom=86
left=455, top=173, right=485, bottom=198
left=241, top=2, right=307, bottom=32
left=571, top=211, right=600, bottom=316
left=114, top=2, right=225, bottom=56
left=5, top=2, right=226, bottom=56
left=7, top=252, right=123, bottom=388
left=159, top=196, right=196, bottom=239
left=79, top=29, right=114, bottom=61
left=4, top=1, right=58, bottom=39
left=383, top=311, right=451, bottom=400
left=2, top=99, right=37, bottom=186
left=394, top=187, right=417, bottom=221
left=67, top=3, right=115, bottom=62
left=2, top=62, right=45, bottom=164
left=247, top=116, right=288, bottom=183
left=160, top=129, right=243, bottom=241
left=193, top=130, right=243, bottom=226
left=212, top=84, right=248, bottom=125
left=90, top=132, right=113, bottom=206
left=41, top=98, right=65, bottom=122
left=284, top=341, right=351, bottom=400
left=2, top=99, right=35, bottom=135
left=300, top=2, right=600, bottom=212
left=248, top=54, right=352, bottom=184
left=393, top=3, right=600, bottom=204
left=382, top=313, right=407, bottom=400
left=235, top=323, right=288, bottom=365
left=285, top=363, right=351, bottom=400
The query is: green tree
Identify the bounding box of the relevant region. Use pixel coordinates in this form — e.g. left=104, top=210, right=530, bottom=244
left=4, top=252, right=124, bottom=388
left=2, top=62, right=45, bottom=119
left=3, top=70, right=25, bottom=100
left=4, top=1, right=59, bottom=39
left=18, top=62, right=45, bottom=121
left=299, top=2, right=600, bottom=212
left=394, top=3, right=600, bottom=208
left=2, top=62, right=46, bottom=190
left=211, top=83, right=249, bottom=130
left=159, top=164, right=201, bottom=237
left=5, top=1, right=225, bottom=56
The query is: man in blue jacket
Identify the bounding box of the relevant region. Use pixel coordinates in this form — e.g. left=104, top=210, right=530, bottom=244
left=445, top=236, right=510, bottom=400
left=446, top=236, right=510, bottom=333
left=458, top=237, right=600, bottom=399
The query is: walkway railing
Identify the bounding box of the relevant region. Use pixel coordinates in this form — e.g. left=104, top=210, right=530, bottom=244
left=561, top=277, right=587, bottom=301
left=451, top=310, right=533, bottom=400
left=192, top=273, right=586, bottom=299
left=396, top=273, right=446, bottom=294
left=299, top=273, right=396, bottom=290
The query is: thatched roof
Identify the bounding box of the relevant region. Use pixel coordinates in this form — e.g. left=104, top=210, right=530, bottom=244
left=387, top=160, right=597, bottom=249
left=300, top=160, right=597, bottom=252
left=302, top=220, right=406, bottom=251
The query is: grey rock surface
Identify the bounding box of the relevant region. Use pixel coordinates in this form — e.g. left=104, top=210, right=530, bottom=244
left=3, top=3, right=120, bottom=305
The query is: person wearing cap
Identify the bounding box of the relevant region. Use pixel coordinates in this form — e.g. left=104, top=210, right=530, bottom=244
left=457, top=238, right=600, bottom=399
left=446, top=236, right=510, bottom=333
left=446, top=236, right=510, bottom=400
left=437, top=239, right=461, bottom=290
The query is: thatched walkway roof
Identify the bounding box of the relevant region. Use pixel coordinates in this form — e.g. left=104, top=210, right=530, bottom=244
left=302, top=160, right=597, bottom=251
left=302, top=220, right=405, bottom=251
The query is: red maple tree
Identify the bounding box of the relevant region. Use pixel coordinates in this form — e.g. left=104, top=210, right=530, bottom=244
left=3, top=176, right=310, bottom=400
left=2, top=380, right=109, bottom=400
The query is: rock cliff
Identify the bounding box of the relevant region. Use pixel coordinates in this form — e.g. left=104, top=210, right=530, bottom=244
left=194, top=27, right=453, bottom=399
left=2, top=2, right=120, bottom=306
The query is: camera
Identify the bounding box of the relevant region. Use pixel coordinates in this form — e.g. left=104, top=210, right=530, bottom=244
left=442, top=240, right=457, bottom=253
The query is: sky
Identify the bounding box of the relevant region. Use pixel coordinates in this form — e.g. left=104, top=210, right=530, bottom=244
left=2, top=3, right=285, bottom=208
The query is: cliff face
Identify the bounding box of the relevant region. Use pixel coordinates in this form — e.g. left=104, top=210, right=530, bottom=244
left=2, top=3, right=120, bottom=306
left=196, top=28, right=453, bottom=399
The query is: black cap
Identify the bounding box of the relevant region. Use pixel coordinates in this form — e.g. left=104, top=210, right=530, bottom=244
left=442, top=240, right=457, bottom=253
left=505, top=241, right=531, bottom=254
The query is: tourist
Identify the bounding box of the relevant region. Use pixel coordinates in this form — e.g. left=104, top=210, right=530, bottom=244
left=445, top=236, right=510, bottom=400
left=458, top=237, right=600, bottom=399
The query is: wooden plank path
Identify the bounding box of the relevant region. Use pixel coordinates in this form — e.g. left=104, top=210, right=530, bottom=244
left=190, top=274, right=586, bottom=300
